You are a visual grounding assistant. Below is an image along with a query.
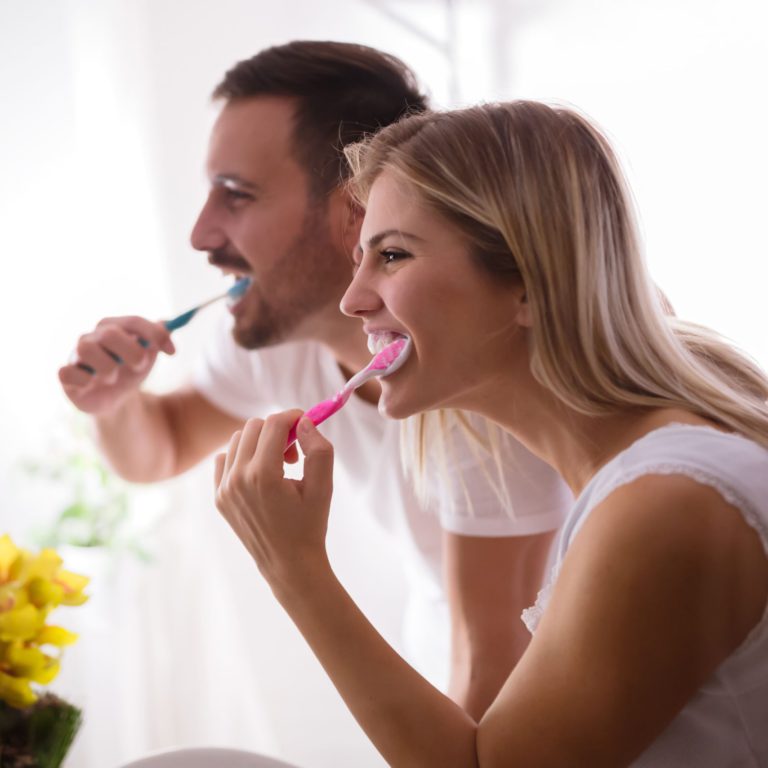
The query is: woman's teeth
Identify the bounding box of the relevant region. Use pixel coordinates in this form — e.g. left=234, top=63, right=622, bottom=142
left=367, top=332, right=405, bottom=355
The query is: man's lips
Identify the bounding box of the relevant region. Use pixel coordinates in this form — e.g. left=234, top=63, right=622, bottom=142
left=207, top=253, right=251, bottom=275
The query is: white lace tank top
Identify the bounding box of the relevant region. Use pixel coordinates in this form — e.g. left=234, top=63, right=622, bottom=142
left=522, top=424, right=768, bottom=767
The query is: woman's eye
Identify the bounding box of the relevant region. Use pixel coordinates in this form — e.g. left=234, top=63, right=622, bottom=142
left=381, top=249, right=408, bottom=264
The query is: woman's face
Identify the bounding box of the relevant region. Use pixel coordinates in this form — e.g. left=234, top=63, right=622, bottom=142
left=340, top=170, right=528, bottom=419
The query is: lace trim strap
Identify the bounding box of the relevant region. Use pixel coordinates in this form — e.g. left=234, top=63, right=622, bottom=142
left=591, top=463, right=768, bottom=556
left=521, top=463, right=768, bottom=635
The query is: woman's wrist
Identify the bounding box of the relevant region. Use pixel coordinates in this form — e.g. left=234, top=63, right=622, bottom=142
left=269, top=549, right=336, bottom=609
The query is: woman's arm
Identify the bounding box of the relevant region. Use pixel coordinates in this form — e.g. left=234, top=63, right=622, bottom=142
left=279, top=558, right=480, bottom=768
left=215, top=412, right=479, bottom=768
left=477, top=473, right=768, bottom=766
left=215, top=413, right=768, bottom=767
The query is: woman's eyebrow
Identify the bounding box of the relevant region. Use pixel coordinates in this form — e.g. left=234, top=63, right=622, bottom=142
left=365, top=229, right=426, bottom=249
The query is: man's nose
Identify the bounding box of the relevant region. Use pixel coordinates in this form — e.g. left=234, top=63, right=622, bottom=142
left=190, top=196, right=225, bottom=252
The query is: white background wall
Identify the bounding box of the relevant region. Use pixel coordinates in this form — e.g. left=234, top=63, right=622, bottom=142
left=1, top=1, right=766, bottom=767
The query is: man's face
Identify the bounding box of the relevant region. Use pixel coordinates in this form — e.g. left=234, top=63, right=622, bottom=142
left=190, top=96, right=353, bottom=348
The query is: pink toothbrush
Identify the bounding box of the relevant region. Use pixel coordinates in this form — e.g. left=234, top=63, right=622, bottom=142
left=286, top=336, right=412, bottom=449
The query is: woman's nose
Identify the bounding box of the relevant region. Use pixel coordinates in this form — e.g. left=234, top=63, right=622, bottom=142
left=340, top=266, right=382, bottom=318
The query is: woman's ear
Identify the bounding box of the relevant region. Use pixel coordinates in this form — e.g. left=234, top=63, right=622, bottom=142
left=516, top=291, right=533, bottom=328
left=340, top=191, right=365, bottom=258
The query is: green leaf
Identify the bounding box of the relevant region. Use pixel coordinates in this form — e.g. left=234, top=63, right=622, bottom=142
left=57, top=503, right=91, bottom=522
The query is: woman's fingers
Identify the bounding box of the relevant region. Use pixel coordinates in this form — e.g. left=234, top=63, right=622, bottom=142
left=221, top=428, right=243, bottom=485
left=216, top=420, right=265, bottom=496
left=296, top=418, right=334, bottom=505
left=232, top=418, right=265, bottom=476
left=213, top=452, right=226, bottom=488
left=217, top=410, right=334, bottom=515
left=254, top=410, right=305, bottom=481
left=283, top=442, right=300, bottom=465
left=213, top=411, right=334, bottom=588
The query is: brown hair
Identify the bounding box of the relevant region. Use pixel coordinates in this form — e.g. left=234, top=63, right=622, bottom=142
left=213, top=40, right=429, bottom=197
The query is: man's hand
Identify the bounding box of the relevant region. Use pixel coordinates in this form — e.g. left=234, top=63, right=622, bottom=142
left=58, top=316, right=175, bottom=415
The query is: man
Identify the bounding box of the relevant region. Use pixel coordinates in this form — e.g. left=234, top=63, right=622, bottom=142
left=58, top=41, right=570, bottom=719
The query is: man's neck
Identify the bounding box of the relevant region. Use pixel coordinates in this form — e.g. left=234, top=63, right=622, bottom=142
left=300, top=309, right=382, bottom=406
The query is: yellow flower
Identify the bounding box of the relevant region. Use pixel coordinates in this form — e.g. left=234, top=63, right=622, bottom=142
left=36, top=626, right=79, bottom=647
left=0, top=669, right=36, bottom=708
left=0, top=534, right=21, bottom=582
left=56, top=569, right=90, bottom=606
left=27, top=577, right=65, bottom=608
left=0, top=604, right=44, bottom=642
left=0, top=534, right=88, bottom=709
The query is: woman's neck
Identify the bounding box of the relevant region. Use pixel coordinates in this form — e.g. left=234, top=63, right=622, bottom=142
left=470, top=367, right=715, bottom=496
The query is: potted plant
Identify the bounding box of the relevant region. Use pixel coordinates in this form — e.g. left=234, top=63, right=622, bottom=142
left=22, top=416, right=149, bottom=561
left=0, top=534, right=89, bottom=768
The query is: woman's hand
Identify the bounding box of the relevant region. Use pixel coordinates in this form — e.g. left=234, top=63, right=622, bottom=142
left=214, top=409, right=335, bottom=595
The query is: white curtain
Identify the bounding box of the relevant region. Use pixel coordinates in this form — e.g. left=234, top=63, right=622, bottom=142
left=1, top=2, right=456, bottom=766
left=2, top=1, right=766, bottom=767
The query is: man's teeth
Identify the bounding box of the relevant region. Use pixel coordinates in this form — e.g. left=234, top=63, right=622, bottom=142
left=367, top=332, right=404, bottom=355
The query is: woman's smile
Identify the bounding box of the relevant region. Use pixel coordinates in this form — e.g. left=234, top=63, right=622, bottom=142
left=341, top=171, right=527, bottom=419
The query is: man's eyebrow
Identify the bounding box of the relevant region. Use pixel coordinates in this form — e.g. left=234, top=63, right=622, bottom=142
left=365, top=229, right=425, bottom=249
left=213, top=174, right=260, bottom=193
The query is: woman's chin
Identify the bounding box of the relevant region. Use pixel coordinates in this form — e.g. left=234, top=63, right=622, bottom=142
left=377, top=392, right=416, bottom=420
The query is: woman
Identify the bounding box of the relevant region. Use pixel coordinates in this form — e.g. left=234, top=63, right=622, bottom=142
left=213, top=102, right=768, bottom=767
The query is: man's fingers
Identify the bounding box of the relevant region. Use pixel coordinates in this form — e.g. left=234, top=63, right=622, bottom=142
left=97, top=326, right=155, bottom=369
left=100, top=316, right=175, bottom=355
left=58, top=364, right=94, bottom=388
left=74, top=336, right=123, bottom=376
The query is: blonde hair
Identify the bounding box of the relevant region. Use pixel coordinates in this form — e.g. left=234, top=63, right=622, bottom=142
left=345, top=101, right=768, bottom=492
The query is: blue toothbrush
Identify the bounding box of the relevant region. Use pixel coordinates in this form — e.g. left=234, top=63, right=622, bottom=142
left=148, top=276, right=251, bottom=337
left=80, top=277, right=251, bottom=372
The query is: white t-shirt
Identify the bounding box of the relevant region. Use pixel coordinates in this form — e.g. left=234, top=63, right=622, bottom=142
left=523, top=423, right=768, bottom=766
left=195, top=314, right=572, bottom=685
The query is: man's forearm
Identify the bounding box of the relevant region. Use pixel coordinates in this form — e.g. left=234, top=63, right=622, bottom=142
left=94, top=391, right=179, bottom=482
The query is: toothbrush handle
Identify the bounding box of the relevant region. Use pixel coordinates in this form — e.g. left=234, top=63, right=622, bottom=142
left=162, top=308, right=198, bottom=332
left=285, top=393, right=348, bottom=450
left=135, top=310, right=196, bottom=350
left=283, top=363, right=386, bottom=451
left=79, top=291, right=229, bottom=372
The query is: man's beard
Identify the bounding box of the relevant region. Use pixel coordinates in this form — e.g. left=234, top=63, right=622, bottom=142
left=233, top=200, right=348, bottom=350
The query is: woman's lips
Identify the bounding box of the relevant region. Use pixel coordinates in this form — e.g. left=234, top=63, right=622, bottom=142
left=366, top=330, right=408, bottom=355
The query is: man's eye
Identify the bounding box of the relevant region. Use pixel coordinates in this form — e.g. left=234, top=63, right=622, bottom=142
left=225, top=188, right=252, bottom=202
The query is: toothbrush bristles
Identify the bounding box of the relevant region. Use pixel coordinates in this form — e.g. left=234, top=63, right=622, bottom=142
left=195, top=277, right=251, bottom=311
